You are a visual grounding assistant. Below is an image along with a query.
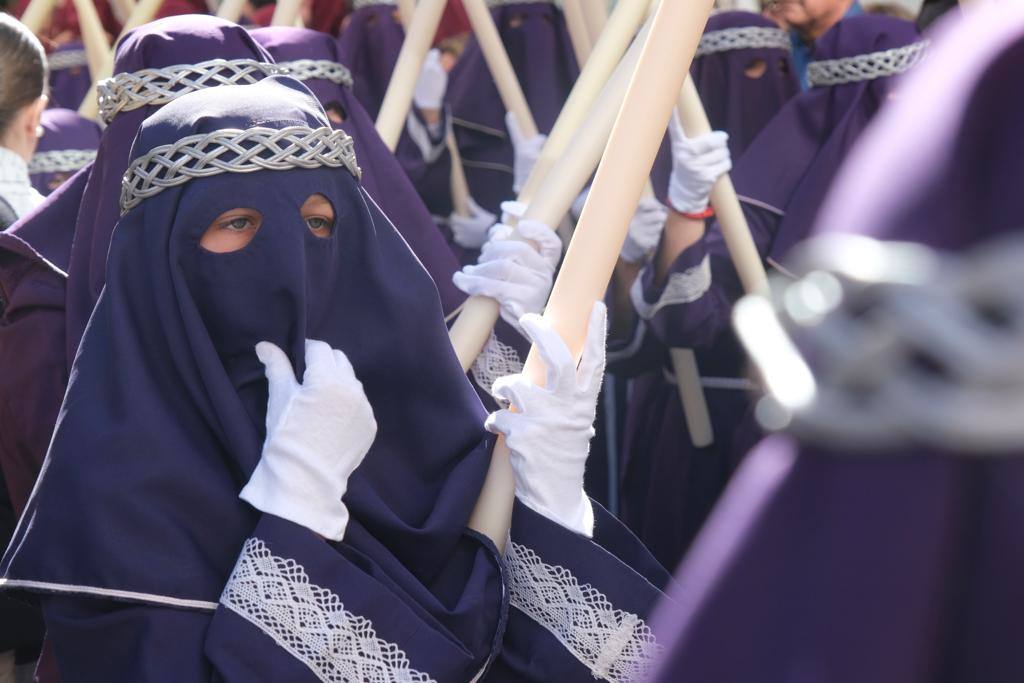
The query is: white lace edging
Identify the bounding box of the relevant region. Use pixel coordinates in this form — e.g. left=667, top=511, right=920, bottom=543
left=221, top=538, right=436, bottom=683
left=505, top=541, right=661, bottom=683
left=471, top=331, right=523, bottom=400
left=630, top=255, right=711, bottom=320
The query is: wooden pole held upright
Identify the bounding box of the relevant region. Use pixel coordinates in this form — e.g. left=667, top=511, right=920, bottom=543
left=449, top=15, right=648, bottom=371
left=562, top=0, right=593, bottom=66
left=375, top=0, right=448, bottom=151
left=270, top=0, right=302, bottom=26
left=70, top=0, right=111, bottom=82
left=119, top=0, right=165, bottom=34
left=460, top=0, right=538, bottom=137
left=19, top=0, right=60, bottom=35
left=216, top=0, right=246, bottom=21
left=396, top=0, right=416, bottom=28
left=676, top=77, right=769, bottom=295
left=468, top=0, right=715, bottom=550
left=517, top=0, right=652, bottom=204
left=582, top=0, right=608, bottom=44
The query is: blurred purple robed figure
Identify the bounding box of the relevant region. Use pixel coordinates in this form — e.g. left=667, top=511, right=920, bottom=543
left=336, top=0, right=404, bottom=121
left=1, top=77, right=505, bottom=681
left=616, top=11, right=798, bottom=570
left=649, top=7, right=1024, bottom=682
left=28, top=108, right=100, bottom=196
left=46, top=40, right=91, bottom=111
left=444, top=0, right=579, bottom=214
left=0, top=15, right=275, bottom=535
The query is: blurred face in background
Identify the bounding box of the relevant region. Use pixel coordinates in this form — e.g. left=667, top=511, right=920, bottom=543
left=773, top=0, right=854, bottom=39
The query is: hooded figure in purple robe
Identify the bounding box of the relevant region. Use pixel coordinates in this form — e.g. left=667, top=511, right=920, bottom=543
left=1, top=76, right=505, bottom=682
left=0, top=15, right=276, bottom=534
left=336, top=0, right=405, bottom=121
left=648, top=7, right=1024, bottom=681
left=443, top=0, right=579, bottom=214
left=614, top=11, right=799, bottom=570
left=251, top=25, right=466, bottom=316
left=27, top=107, right=100, bottom=196
left=45, top=40, right=91, bottom=111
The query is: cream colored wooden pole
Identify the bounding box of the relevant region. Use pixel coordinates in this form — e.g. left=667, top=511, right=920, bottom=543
left=271, top=0, right=301, bottom=25
left=109, top=0, right=135, bottom=25
left=582, top=0, right=608, bottom=44
left=468, top=0, right=715, bottom=550
left=396, top=0, right=415, bottom=28
left=449, top=14, right=645, bottom=371
left=447, top=134, right=472, bottom=216
left=562, top=0, right=593, bottom=66
left=78, top=0, right=164, bottom=119
left=375, top=0, right=448, bottom=151
left=460, top=0, right=538, bottom=137
left=70, top=0, right=111, bottom=82
left=216, top=0, right=246, bottom=20
left=517, top=0, right=652, bottom=204
left=19, top=0, right=60, bottom=35
left=676, top=77, right=769, bottom=295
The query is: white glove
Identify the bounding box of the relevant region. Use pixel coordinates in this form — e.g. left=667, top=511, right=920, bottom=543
left=667, top=110, right=731, bottom=215
left=413, top=48, right=448, bottom=111
left=506, top=111, right=546, bottom=194
left=500, top=199, right=526, bottom=225
left=621, top=197, right=669, bottom=264
left=485, top=301, right=607, bottom=537
left=452, top=219, right=560, bottom=333
left=240, top=340, right=377, bottom=541
left=449, top=197, right=496, bottom=249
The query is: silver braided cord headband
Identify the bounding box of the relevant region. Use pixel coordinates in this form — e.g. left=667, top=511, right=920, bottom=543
left=120, top=126, right=361, bottom=213
left=276, top=59, right=354, bottom=89
left=47, top=49, right=88, bottom=71
left=696, top=26, right=791, bottom=58
left=734, top=233, right=1024, bottom=454
left=807, top=40, right=928, bottom=87
left=29, top=149, right=97, bottom=174
left=98, top=58, right=278, bottom=124
left=486, top=0, right=553, bottom=6
left=351, top=0, right=395, bottom=8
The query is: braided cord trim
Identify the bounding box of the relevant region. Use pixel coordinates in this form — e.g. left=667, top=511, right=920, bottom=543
left=47, top=49, right=88, bottom=71
left=97, top=58, right=277, bottom=124
left=696, top=26, right=791, bottom=57
left=120, top=125, right=360, bottom=213
left=352, top=0, right=395, bottom=8
left=506, top=541, right=662, bottom=682
left=807, top=40, right=928, bottom=87
left=486, top=0, right=552, bottom=6
left=221, top=538, right=437, bottom=683
left=29, top=149, right=96, bottom=174
left=277, top=59, right=354, bottom=89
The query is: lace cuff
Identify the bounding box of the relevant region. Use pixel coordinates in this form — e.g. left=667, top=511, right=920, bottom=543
left=221, top=538, right=436, bottom=683
left=505, top=541, right=662, bottom=682
left=632, top=254, right=711, bottom=321
left=471, top=331, right=524, bottom=401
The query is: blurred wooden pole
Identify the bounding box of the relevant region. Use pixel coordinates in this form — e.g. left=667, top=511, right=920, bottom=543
left=19, top=0, right=60, bottom=35
left=562, top=0, right=593, bottom=66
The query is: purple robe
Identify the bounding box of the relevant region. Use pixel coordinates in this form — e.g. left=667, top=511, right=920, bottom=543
left=616, top=11, right=799, bottom=570
left=46, top=41, right=91, bottom=111
left=649, top=8, right=1024, bottom=681
left=335, top=0, right=405, bottom=121
left=28, top=108, right=101, bottom=196
left=444, top=0, right=579, bottom=214
left=3, top=77, right=505, bottom=682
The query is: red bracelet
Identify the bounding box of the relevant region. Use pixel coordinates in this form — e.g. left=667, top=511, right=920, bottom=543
left=675, top=205, right=715, bottom=220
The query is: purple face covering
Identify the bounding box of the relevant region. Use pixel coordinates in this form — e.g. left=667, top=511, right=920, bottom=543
left=336, top=1, right=405, bottom=121
left=651, top=10, right=800, bottom=201
left=647, top=9, right=1024, bottom=682
left=729, top=15, right=923, bottom=260
left=444, top=0, right=579, bottom=212
left=2, top=78, right=501, bottom=673
left=46, top=41, right=92, bottom=111
left=28, top=108, right=101, bottom=196
left=64, top=15, right=275, bottom=369
left=251, top=25, right=466, bottom=315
